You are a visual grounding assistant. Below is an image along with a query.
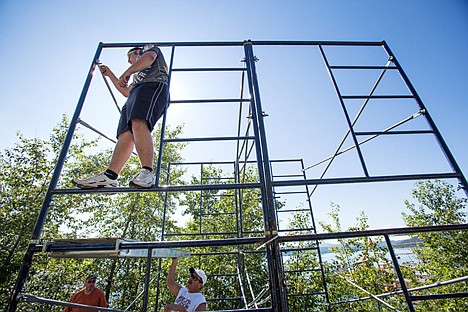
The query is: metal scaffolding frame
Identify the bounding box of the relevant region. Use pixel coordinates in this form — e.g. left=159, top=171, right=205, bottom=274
left=7, top=40, right=468, bottom=312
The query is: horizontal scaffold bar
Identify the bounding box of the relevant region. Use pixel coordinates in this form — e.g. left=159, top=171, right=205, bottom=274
left=164, top=136, right=255, bottom=143
left=341, top=95, right=415, bottom=99
left=410, top=292, right=468, bottom=301
left=52, top=172, right=462, bottom=195
left=278, top=223, right=468, bottom=243
left=20, top=294, right=124, bottom=312
left=32, top=224, right=467, bottom=254
left=329, top=65, right=398, bottom=70
left=172, top=67, right=246, bottom=72
left=33, top=236, right=267, bottom=253
left=355, top=130, right=434, bottom=135
left=169, top=98, right=250, bottom=104
left=99, top=40, right=385, bottom=49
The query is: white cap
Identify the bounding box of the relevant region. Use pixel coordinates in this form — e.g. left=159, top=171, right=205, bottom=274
left=190, top=267, right=207, bottom=284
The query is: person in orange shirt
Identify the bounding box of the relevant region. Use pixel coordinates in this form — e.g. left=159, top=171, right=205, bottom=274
left=64, top=274, right=108, bottom=312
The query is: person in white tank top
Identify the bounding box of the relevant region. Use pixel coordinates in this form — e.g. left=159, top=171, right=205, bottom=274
left=165, top=258, right=207, bottom=312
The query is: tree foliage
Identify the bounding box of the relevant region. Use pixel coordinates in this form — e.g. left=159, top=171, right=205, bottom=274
left=0, top=134, right=55, bottom=307
left=2, top=115, right=467, bottom=312
left=1, top=115, right=187, bottom=311
left=402, top=180, right=468, bottom=311
left=318, top=204, right=406, bottom=311
left=282, top=212, right=326, bottom=311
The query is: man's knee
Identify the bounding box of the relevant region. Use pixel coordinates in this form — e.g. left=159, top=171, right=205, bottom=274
left=117, top=130, right=132, bottom=141
left=130, top=119, right=150, bottom=132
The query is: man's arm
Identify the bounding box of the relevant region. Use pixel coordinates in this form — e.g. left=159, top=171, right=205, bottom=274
left=195, top=302, right=207, bottom=311
left=119, top=50, right=157, bottom=87
left=99, top=64, right=131, bottom=97
left=164, top=303, right=187, bottom=312
left=166, top=258, right=182, bottom=296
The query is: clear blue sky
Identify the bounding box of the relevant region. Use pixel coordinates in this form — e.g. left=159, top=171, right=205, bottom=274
left=0, top=0, right=467, bottom=230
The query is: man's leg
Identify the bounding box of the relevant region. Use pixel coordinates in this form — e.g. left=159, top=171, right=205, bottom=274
left=131, top=119, right=154, bottom=168
left=129, top=119, right=155, bottom=187
left=71, top=131, right=133, bottom=188
left=108, top=130, right=135, bottom=174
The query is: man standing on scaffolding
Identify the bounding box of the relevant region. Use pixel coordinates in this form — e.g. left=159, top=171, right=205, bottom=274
left=72, top=44, right=169, bottom=188
left=165, top=258, right=207, bottom=312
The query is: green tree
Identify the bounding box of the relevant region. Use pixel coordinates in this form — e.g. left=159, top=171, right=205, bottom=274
left=0, top=115, right=97, bottom=308
left=0, top=134, right=54, bottom=307
left=319, top=204, right=405, bottom=311
left=282, top=211, right=326, bottom=311
left=1, top=115, right=188, bottom=311
left=402, top=180, right=468, bottom=311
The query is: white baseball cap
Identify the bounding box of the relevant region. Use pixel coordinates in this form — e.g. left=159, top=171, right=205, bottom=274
left=189, top=267, right=207, bottom=284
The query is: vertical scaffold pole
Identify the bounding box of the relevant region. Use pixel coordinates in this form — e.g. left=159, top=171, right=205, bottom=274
left=7, top=43, right=104, bottom=312
left=142, top=248, right=153, bottom=311
left=155, top=45, right=175, bottom=186
left=243, top=40, right=289, bottom=312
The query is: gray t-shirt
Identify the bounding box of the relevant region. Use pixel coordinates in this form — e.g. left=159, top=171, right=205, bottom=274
left=131, top=44, right=168, bottom=86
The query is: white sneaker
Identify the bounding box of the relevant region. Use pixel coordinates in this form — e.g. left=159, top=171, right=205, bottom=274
left=72, top=172, right=118, bottom=189
left=130, top=168, right=155, bottom=188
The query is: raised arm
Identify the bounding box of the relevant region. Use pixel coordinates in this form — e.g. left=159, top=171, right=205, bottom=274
left=99, top=64, right=131, bottom=97
left=166, top=258, right=183, bottom=296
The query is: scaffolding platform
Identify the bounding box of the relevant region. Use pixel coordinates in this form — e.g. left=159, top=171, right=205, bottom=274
left=48, top=238, right=191, bottom=259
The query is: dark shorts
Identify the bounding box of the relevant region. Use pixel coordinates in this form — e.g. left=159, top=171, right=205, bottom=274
left=116, top=82, right=169, bottom=138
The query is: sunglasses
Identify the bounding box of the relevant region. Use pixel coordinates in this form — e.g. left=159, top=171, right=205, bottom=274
left=190, top=273, right=202, bottom=283
left=87, top=280, right=96, bottom=284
